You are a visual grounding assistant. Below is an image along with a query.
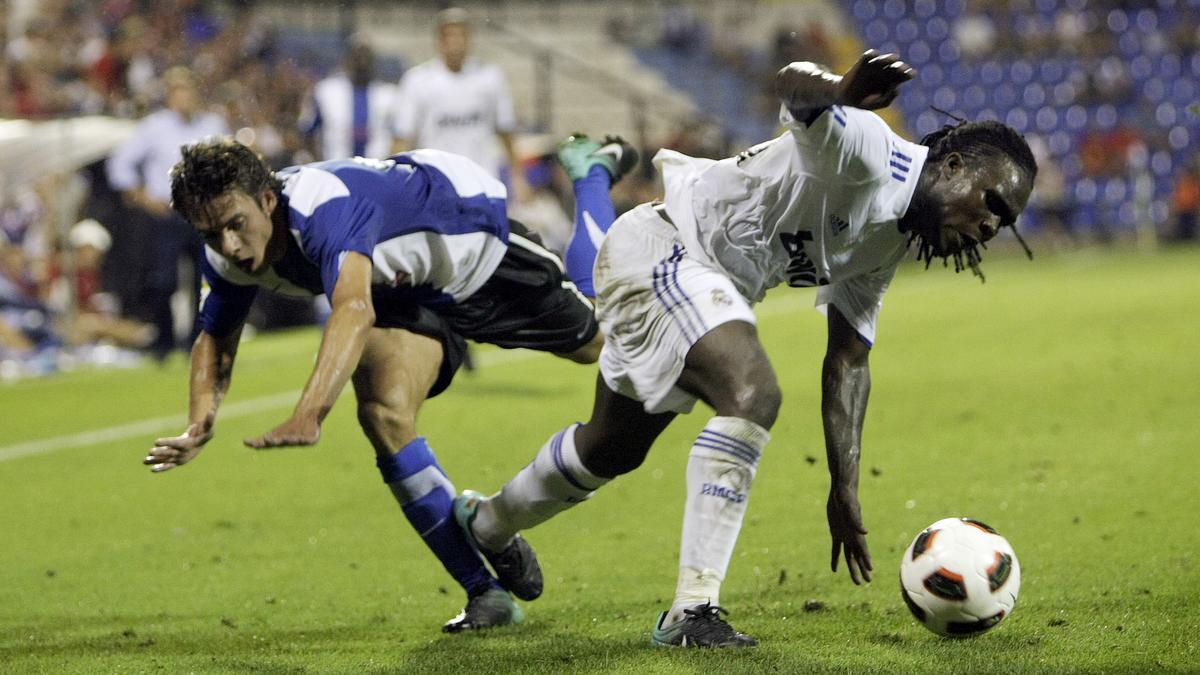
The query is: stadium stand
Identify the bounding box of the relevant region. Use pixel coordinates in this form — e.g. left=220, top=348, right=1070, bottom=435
left=1, top=0, right=1197, bottom=380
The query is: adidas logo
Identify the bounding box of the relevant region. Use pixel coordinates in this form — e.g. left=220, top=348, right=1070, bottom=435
left=829, top=214, right=849, bottom=235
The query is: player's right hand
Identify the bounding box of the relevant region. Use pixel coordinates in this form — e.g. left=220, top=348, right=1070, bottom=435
left=837, top=49, right=916, bottom=110
left=144, top=420, right=213, bottom=473
left=827, top=484, right=874, bottom=585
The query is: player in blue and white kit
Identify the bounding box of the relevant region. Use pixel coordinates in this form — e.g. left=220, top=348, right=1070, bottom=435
left=456, top=50, right=1038, bottom=647
left=142, top=134, right=637, bottom=631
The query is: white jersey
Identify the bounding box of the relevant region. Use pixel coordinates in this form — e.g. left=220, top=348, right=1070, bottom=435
left=656, top=105, right=928, bottom=345
left=393, top=58, right=516, bottom=178
left=107, top=108, right=229, bottom=202
left=301, top=74, right=398, bottom=160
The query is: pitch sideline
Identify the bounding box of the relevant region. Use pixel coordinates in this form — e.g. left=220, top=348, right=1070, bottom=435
left=0, top=294, right=808, bottom=464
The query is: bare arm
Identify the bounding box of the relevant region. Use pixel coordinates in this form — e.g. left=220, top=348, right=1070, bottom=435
left=775, top=49, right=916, bottom=123
left=143, top=327, right=241, bottom=472
left=498, top=130, right=530, bottom=204
left=244, top=252, right=375, bottom=448
left=822, top=304, right=874, bottom=584
left=390, top=137, right=413, bottom=155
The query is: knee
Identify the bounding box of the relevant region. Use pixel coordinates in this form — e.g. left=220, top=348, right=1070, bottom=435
left=563, top=332, right=603, bottom=364
left=575, top=424, right=653, bottom=478
left=728, top=378, right=782, bottom=430
left=357, top=400, right=417, bottom=450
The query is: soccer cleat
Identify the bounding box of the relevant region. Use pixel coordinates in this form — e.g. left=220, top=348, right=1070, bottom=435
left=556, top=133, right=640, bottom=184
left=650, top=602, right=758, bottom=648
left=442, top=587, right=524, bottom=633
left=453, top=490, right=544, bottom=601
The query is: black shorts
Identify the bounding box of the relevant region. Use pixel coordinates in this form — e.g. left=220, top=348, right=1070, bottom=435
left=370, top=294, right=467, bottom=399
left=438, top=221, right=599, bottom=353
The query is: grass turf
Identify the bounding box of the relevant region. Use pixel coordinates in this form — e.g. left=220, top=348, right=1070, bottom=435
left=1, top=246, right=1197, bottom=673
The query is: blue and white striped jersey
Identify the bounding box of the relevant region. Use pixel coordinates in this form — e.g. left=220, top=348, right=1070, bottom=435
left=198, top=149, right=509, bottom=337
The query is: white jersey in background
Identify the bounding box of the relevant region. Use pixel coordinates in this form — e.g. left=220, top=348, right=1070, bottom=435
left=393, top=58, right=517, bottom=178
left=655, top=105, right=928, bottom=345
left=300, top=74, right=398, bottom=161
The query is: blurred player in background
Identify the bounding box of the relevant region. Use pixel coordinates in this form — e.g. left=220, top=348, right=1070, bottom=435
left=391, top=7, right=530, bottom=205
left=455, top=50, right=1037, bottom=647
left=106, top=66, right=229, bottom=359
left=144, top=134, right=637, bottom=631
left=299, top=39, right=397, bottom=161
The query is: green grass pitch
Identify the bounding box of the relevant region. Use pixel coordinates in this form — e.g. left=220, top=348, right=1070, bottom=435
left=1, top=247, right=1197, bottom=673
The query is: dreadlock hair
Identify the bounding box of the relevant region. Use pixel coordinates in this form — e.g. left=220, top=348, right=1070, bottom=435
left=910, top=113, right=1039, bottom=281
left=169, top=137, right=282, bottom=226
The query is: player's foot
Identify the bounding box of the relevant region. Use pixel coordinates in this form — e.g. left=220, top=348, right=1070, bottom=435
left=556, top=133, right=640, bottom=183
left=442, top=587, right=524, bottom=633
left=453, top=490, right=544, bottom=601
left=650, top=602, right=758, bottom=648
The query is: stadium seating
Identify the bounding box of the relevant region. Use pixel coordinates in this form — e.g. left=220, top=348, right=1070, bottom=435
left=845, top=0, right=1197, bottom=234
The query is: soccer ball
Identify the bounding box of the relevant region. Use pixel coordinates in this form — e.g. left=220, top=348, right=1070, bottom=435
left=899, top=517, right=1021, bottom=637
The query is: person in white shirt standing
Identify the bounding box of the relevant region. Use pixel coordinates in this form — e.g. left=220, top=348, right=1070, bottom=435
left=392, top=7, right=529, bottom=203
left=107, top=66, right=229, bottom=358
left=300, top=40, right=398, bottom=161
left=453, top=50, right=1038, bottom=647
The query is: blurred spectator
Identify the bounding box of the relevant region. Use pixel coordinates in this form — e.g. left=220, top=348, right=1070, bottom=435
left=1027, top=135, right=1074, bottom=249
left=49, top=219, right=155, bottom=348
left=1170, top=156, right=1200, bottom=242
left=105, top=65, right=228, bottom=359
left=299, top=39, right=397, bottom=160
left=661, top=2, right=703, bottom=55
left=1079, top=123, right=1143, bottom=178
left=953, top=8, right=997, bottom=60
left=391, top=7, right=529, bottom=204
left=0, top=235, right=53, bottom=355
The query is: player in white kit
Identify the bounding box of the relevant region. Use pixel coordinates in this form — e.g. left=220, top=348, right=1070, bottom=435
left=454, top=50, right=1037, bottom=646
left=391, top=7, right=525, bottom=199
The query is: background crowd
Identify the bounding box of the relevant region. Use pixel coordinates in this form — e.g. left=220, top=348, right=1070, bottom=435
left=1, top=0, right=1197, bottom=380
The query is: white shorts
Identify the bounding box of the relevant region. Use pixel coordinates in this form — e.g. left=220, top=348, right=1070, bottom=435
left=595, top=203, right=756, bottom=414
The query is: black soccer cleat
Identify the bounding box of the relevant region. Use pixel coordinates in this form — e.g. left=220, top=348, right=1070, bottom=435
left=650, top=602, right=758, bottom=648
left=442, top=587, right=524, bottom=633
left=453, top=490, right=544, bottom=601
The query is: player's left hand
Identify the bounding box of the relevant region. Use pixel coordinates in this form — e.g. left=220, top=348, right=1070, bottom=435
left=827, top=484, right=873, bottom=585
left=244, top=414, right=321, bottom=449
left=837, top=49, right=916, bottom=110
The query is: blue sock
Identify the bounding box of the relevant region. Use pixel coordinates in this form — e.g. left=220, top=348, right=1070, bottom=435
left=565, top=165, right=616, bottom=297
left=377, top=438, right=500, bottom=598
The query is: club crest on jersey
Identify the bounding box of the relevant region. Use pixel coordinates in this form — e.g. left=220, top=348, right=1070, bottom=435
left=701, top=483, right=746, bottom=504
left=829, top=214, right=849, bottom=235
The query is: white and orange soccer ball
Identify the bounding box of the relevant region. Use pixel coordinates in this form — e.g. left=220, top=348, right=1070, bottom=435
left=899, top=517, right=1021, bottom=637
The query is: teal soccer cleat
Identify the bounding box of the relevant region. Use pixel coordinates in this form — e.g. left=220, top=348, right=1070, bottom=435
left=453, top=490, right=544, bottom=601
left=556, top=133, right=640, bottom=183
left=650, top=602, right=758, bottom=648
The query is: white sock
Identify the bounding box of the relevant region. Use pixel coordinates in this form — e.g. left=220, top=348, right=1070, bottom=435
left=667, top=416, right=769, bottom=625
left=473, top=424, right=609, bottom=551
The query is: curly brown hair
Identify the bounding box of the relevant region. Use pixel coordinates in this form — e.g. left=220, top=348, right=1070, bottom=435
left=169, top=138, right=283, bottom=225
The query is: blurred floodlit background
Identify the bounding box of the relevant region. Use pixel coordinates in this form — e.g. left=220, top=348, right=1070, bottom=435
left=1, top=0, right=1197, bottom=381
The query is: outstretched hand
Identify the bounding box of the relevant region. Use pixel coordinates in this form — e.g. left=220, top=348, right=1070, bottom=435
left=144, top=419, right=213, bottom=473
left=827, top=485, right=873, bottom=585
left=244, top=414, right=321, bottom=449
left=837, top=49, right=916, bottom=110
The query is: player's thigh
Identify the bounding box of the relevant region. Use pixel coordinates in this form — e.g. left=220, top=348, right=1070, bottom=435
left=676, top=320, right=781, bottom=429
left=352, top=327, right=444, bottom=451
left=575, top=373, right=676, bottom=478
left=594, top=204, right=763, bottom=417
